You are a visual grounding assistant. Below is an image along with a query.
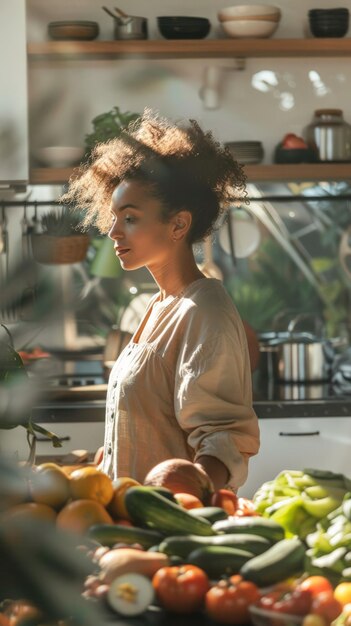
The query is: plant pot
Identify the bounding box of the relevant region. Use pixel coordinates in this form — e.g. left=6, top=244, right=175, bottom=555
left=31, top=234, right=90, bottom=265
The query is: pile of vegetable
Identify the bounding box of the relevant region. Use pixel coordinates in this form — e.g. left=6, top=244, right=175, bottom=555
left=1, top=458, right=351, bottom=626
left=253, top=469, right=351, bottom=540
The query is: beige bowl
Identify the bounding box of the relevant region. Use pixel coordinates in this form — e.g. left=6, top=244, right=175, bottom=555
left=218, top=4, right=281, bottom=21
left=35, top=146, right=85, bottom=167
left=220, top=18, right=279, bottom=38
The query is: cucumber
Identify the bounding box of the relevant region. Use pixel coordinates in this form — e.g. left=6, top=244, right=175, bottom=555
left=212, top=516, right=285, bottom=543
left=158, top=533, right=271, bottom=559
left=124, top=486, right=216, bottom=537
left=187, top=545, right=254, bottom=579
left=188, top=507, right=228, bottom=523
left=240, top=536, right=306, bottom=587
left=87, top=523, right=164, bottom=549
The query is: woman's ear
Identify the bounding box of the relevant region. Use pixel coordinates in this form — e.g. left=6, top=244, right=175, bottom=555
left=171, top=210, right=192, bottom=241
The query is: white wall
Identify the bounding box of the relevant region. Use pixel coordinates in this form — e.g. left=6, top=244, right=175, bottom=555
left=26, top=0, right=351, bottom=164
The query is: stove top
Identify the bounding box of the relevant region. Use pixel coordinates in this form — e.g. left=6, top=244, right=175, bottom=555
left=33, top=358, right=351, bottom=413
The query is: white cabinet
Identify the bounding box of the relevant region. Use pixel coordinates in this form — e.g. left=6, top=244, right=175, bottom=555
left=239, top=417, right=351, bottom=499
left=0, top=0, right=29, bottom=187
left=0, top=421, right=105, bottom=463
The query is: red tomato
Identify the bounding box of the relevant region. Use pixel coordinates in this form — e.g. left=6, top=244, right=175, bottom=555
left=205, top=575, right=260, bottom=624
left=152, top=565, right=209, bottom=613
left=311, top=591, right=343, bottom=625
left=211, top=489, right=238, bottom=515
left=282, top=133, right=308, bottom=149
left=297, top=576, right=334, bottom=598
left=257, top=590, right=284, bottom=610
left=273, top=590, right=312, bottom=616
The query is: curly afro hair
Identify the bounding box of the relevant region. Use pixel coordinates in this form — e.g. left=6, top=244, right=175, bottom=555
left=62, top=109, right=247, bottom=244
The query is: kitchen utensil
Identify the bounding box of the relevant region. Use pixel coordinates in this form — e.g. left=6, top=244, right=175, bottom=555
left=48, top=21, right=99, bottom=41
left=106, top=8, right=148, bottom=40
left=268, top=314, right=334, bottom=383
left=220, top=18, right=279, bottom=38
left=198, top=237, right=223, bottom=280
left=305, top=109, right=351, bottom=162
left=34, top=146, right=85, bottom=168
left=308, top=8, right=349, bottom=38
left=218, top=5, right=281, bottom=21
left=102, top=6, right=120, bottom=20
left=157, top=16, right=211, bottom=40
left=339, top=225, right=351, bottom=281
left=114, top=6, right=129, bottom=18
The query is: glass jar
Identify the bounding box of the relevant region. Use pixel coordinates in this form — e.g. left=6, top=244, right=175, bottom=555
left=305, top=109, right=351, bottom=162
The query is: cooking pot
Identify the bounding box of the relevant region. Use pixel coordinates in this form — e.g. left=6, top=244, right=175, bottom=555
left=113, top=15, right=148, bottom=40
left=271, top=334, right=334, bottom=383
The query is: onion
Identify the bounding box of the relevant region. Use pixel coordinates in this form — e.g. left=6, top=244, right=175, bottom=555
left=143, top=459, right=214, bottom=505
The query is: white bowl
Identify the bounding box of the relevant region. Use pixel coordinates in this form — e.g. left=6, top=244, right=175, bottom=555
left=35, top=146, right=85, bottom=167
left=220, top=18, right=279, bottom=38
left=218, top=4, right=281, bottom=21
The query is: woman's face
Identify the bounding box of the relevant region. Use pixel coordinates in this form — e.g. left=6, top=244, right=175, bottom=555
left=108, top=179, right=174, bottom=272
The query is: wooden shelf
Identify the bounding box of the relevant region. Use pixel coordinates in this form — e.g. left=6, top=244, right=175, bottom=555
left=30, top=163, right=351, bottom=185
left=27, top=38, right=351, bottom=60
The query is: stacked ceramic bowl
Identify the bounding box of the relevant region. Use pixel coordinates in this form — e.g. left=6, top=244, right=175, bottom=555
left=308, top=8, right=349, bottom=38
left=225, top=141, right=264, bottom=164
left=217, top=4, right=281, bottom=38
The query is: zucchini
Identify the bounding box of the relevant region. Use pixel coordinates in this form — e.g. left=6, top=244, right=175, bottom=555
left=87, top=523, right=164, bottom=549
left=158, top=532, right=271, bottom=559
left=240, top=536, right=305, bottom=587
left=124, top=486, right=216, bottom=537
left=188, top=506, right=228, bottom=523
left=187, top=545, right=254, bottom=579
left=213, top=516, right=285, bottom=543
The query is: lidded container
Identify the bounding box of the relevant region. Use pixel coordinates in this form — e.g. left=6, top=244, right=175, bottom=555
left=305, top=109, right=351, bottom=162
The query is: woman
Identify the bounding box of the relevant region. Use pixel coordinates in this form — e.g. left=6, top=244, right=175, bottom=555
left=64, top=109, right=260, bottom=492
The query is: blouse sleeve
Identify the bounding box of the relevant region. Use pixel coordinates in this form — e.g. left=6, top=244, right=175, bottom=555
left=174, top=315, right=260, bottom=491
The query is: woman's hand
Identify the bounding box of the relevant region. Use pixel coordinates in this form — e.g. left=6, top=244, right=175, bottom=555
left=195, top=456, right=230, bottom=492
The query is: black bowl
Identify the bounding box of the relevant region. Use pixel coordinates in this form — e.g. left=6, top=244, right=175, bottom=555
left=309, top=19, right=349, bottom=37
left=309, top=8, right=349, bottom=16
left=157, top=16, right=211, bottom=39
left=274, top=145, right=318, bottom=164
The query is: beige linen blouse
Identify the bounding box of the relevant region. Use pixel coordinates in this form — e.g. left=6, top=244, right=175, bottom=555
left=100, top=277, right=260, bottom=491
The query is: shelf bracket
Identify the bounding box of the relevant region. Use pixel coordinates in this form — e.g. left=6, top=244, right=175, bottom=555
left=199, top=59, right=246, bottom=109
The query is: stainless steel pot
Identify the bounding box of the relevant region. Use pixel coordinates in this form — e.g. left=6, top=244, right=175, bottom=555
left=113, top=16, right=148, bottom=40
left=305, top=109, right=351, bottom=162
left=272, top=336, right=332, bottom=382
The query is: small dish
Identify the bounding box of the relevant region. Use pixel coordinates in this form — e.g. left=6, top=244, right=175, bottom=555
left=48, top=20, right=99, bottom=41
left=34, top=146, right=85, bottom=168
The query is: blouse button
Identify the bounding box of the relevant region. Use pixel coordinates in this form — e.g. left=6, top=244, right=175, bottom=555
left=110, top=412, right=115, bottom=420
left=107, top=446, right=112, bottom=455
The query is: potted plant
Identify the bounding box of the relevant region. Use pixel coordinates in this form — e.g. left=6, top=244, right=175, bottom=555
left=84, top=105, right=140, bottom=157
left=31, top=207, right=90, bottom=265
left=0, top=325, right=62, bottom=465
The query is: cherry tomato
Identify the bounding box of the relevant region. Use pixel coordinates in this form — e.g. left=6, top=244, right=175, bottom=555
left=311, top=591, right=343, bottom=625
left=152, top=565, right=209, bottom=613
left=297, top=577, right=334, bottom=598
left=211, top=489, right=238, bottom=515
left=205, top=575, right=260, bottom=624
left=334, top=583, right=351, bottom=607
